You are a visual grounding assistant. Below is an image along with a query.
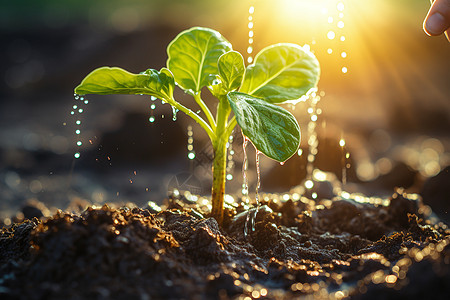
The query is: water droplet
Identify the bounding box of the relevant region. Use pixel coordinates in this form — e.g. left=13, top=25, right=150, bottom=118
left=328, top=16, right=333, bottom=23
left=298, top=149, right=303, bottom=156
left=255, top=150, right=261, bottom=204
left=327, top=31, right=336, bottom=40
left=77, top=141, right=82, bottom=146
left=327, top=48, right=333, bottom=54
left=249, top=30, right=254, bottom=37
left=249, top=6, right=254, bottom=14
left=70, top=111, right=75, bottom=115
left=150, top=96, right=157, bottom=101
left=280, top=161, right=285, bottom=166
left=337, top=2, right=345, bottom=11
left=247, top=57, right=253, bottom=63
left=74, top=152, right=80, bottom=159
left=84, top=100, right=89, bottom=104
left=78, top=108, right=84, bottom=113
left=248, top=22, right=253, bottom=29
left=150, top=104, right=156, bottom=109
left=341, top=52, right=347, bottom=58
left=242, top=133, right=249, bottom=198
left=305, top=93, right=321, bottom=180
left=247, top=46, right=253, bottom=54
left=149, top=116, right=155, bottom=123
left=172, top=106, right=179, bottom=121
left=226, top=174, right=233, bottom=180
left=337, top=21, right=345, bottom=28
left=75, top=129, right=81, bottom=135
left=340, top=36, right=346, bottom=41
left=305, top=180, right=314, bottom=189
left=341, top=67, right=348, bottom=73
left=188, top=152, right=195, bottom=160
left=76, top=120, right=81, bottom=125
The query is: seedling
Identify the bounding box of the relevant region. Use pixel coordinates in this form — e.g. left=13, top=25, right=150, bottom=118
left=75, top=27, right=320, bottom=225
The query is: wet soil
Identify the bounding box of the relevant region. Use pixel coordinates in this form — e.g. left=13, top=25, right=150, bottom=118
left=1, top=189, right=449, bottom=300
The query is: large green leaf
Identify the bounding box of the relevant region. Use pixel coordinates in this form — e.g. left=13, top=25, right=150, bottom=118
left=74, top=67, right=175, bottom=100
left=227, top=92, right=300, bottom=162
left=240, top=43, right=320, bottom=104
left=167, top=27, right=232, bottom=94
left=218, top=51, right=245, bottom=92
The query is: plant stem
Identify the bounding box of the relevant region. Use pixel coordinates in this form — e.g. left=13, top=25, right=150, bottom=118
left=225, top=116, right=237, bottom=137
left=165, top=97, right=215, bottom=141
left=211, top=95, right=231, bottom=225
left=194, top=92, right=216, bottom=131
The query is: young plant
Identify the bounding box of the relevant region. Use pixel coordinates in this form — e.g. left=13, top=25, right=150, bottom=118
left=74, top=27, right=320, bottom=225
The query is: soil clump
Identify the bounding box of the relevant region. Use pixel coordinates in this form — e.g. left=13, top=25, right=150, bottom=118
left=1, top=189, right=449, bottom=299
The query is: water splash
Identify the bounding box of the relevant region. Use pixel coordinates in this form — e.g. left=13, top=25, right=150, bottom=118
left=325, top=1, right=348, bottom=74
left=187, top=125, right=195, bottom=161
left=243, top=150, right=261, bottom=239
left=226, top=130, right=235, bottom=181
left=241, top=133, right=249, bottom=201
left=304, top=92, right=321, bottom=188
left=71, top=93, right=89, bottom=159
left=149, top=96, right=157, bottom=123
left=172, top=106, right=179, bottom=121
left=255, top=150, right=261, bottom=204
left=242, top=138, right=263, bottom=239
left=247, top=2, right=256, bottom=64
left=340, top=137, right=348, bottom=185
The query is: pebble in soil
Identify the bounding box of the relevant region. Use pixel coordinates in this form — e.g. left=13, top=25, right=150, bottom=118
left=0, top=189, right=449, bottom=299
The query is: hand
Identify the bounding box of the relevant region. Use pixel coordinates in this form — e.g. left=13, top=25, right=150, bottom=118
left=423, top=0, right=450, bottom=42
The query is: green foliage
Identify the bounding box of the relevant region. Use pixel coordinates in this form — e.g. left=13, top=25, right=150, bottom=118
left=75, top=26, right=320, bottom=224
left=240, top=43, right=320, bottom=104
left=227, top=92, right=300, bottom=162
left=74, top=67, right=175, bottom=100
left=166, top=27, right=232, bottom=94
left=218, top=51, right=245, bottom=92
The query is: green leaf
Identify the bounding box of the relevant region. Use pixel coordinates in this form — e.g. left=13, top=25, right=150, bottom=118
left=240, top=43, right=320, bottom=104
left=207, top=75, right=228, bottom=97
left=167, top=27, right=232, bottom=94
left=227, top=92, right=300, bottom=162
left=74, top=67, right=175, bottom=100
left=218, top=51, right=245, bottom=92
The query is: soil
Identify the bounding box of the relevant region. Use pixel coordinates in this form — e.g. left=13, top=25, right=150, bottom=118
left=1, top=187, right=449, bottom=300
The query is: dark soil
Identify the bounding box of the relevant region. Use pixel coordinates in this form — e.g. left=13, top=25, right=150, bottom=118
left=1, top=189, right=449, bottom=300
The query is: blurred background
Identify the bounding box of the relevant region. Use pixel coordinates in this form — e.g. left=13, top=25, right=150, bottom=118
left=0, top=0, right=449, bottom=223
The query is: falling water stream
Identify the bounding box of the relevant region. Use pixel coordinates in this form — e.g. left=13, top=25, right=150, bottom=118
left=242, top=133, right=263, bottom=239
left=71, top=94, right=89, bottom=159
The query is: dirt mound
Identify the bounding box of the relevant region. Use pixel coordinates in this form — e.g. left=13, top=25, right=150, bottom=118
left=1, top=190, right=449, bottom=299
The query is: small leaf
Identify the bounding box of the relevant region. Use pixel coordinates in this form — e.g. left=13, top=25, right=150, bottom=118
left=167, top=27, right=232, bottom=94
left=207, top=75, right=228, bottom=97
left=74, top=67, right=174, bottom=100
left=240, top=43, right=320, bottom=104
left=218, top=51, right=245, bottom=92
left=227, top=92, right=300, bottom=162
